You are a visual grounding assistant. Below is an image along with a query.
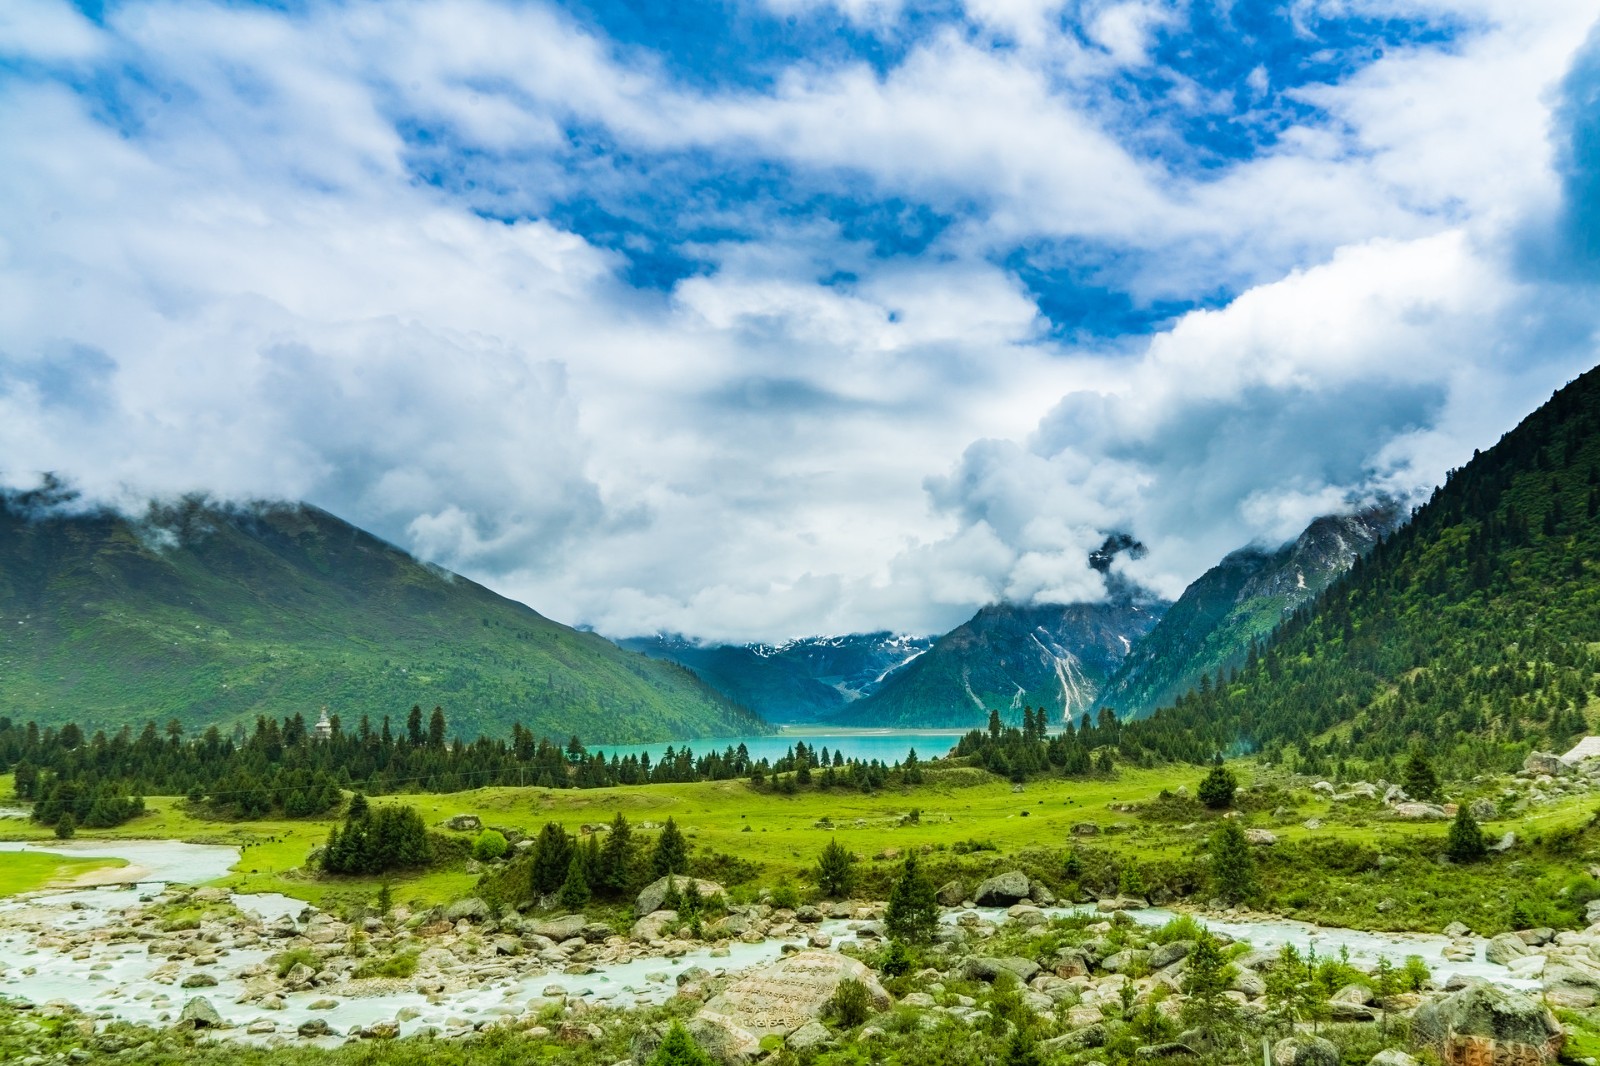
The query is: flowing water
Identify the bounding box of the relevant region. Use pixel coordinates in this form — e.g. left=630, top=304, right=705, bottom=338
left=0, top=839, right=1537, bottom=1043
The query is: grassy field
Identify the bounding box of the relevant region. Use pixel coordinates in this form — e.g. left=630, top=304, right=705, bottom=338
left=3, top=759, right=1597, bottom=933
left=0, top=851, right=127, bottom=894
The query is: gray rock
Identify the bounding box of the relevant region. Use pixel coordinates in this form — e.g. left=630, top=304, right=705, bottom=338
left=1369, top=1052, right=1419, bottom=1066
left=636, top=876, right=725, bottom=917
left=1443, top=921, right=1471, bottom=938
left=445, top=814, right=482, bottom=832
left=1489, top=831, right=1517, bottom=853
left=1486, top=933, right=1529, bottom=965
left=443, top=897, right=489, bottom=922
left=1392, top=803, right=1449, bottom=820
left=1273, top=1037, right=1339, bottom=1066
left=180, top=972, right=217, bottom=988
left=177, top=997, right=221, bottom=1030
left=973, top=871, right=1031, bottom=906
left=936, top=880, right=966, bottom=907
left=1469, top=798, right=1497, bottom=820
left=530, top=914, right=589, bottom=942
left=1244, top=828, right=1278, bottom=845
left=1029, top=883, right=1056, bottom=905
left=1524, top=752, right=1564, bottom=776
left=966, top=956, right=1041, bottom=983
left=697, top=950, right=890, bottom=1041
left=786, top=1019, right=832, bottom=1052
left=1411, top=984, right=1563, bottom=1065
left=297, top=1018, right=333, bottom=1037
left=1100, top=949, right=1151, bottom=974
left=1148, top=941, right=1192, bottom=969
left=1043, top=1025, right=1106, bottom=1051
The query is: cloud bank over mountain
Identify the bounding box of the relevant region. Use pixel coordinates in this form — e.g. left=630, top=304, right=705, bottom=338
left=1, top=0, right=1597, bottom=642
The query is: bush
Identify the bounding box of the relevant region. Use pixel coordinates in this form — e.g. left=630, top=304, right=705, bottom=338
left=272, top=948, right=322, bottom=978
left=473, top=829, right=508, bottom=862
left=825, top=978, right=873, bottom=1028
left=352, top=950, right=418, bottom=979
left=1401, top=955, right=1432, bottom=992
left=769, top=881, right=800, bottom=910
left=1153, top=914, right=1206, bottom=945
left=648, top=1021, right=714, bottom=1066
left=815, top=838, right=857, bottom=898
left=1198, top=764, right=1238, bottom=810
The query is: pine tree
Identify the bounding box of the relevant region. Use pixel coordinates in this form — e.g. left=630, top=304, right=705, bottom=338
left=652, top=816, right=689, bottom=878
left=1197, top=762, right=1238, bottom=809
left=1180, top=931, right=1237, bottom=1031
left=1001, top=1027, right=1045, bottom=1066
left=1446, top=803, right=1486, bottom=863
left=532, top=822, right=575, bottom=895
left=1403, top=750, right=1442, bottom=801
left=885, top=852, right=938, bottom=943
left=815, top=838, right=857, bottom=898
left=597, top=812, right=634, bottom=897
left=647, top=1021, right=714, bottom=1066
left=558, top=851, right=590, bottom=910
left=1209, top=820, right=1257, bottom=904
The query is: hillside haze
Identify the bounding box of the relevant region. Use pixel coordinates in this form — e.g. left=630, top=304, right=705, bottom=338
left=1098, top=502, right=1406, bottom=720
left=0, top=492, right=765, bottom=744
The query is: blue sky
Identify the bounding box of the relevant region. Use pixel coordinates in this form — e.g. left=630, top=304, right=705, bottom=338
left=2, top=0, right=1598, bottom=641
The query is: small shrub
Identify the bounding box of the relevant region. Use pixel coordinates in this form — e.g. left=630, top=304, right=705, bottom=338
left=1401, top=955, right=1432, bottom=992
left=1152, top=914, right=1206, bottom=945
left=272, top=948, right=322, bottom=978
left=472, top=829, right=508, bottom=862
left=769, top=881, right=800, bottom=910
left=352, top=949, right=419, bottom=980
left=825, top=978, right=873, bottom=1028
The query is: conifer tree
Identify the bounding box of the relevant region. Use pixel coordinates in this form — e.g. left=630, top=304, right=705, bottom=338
left=647, top=1021, right=713, bottom=1066
left=558, top=851, right=590, bottom=910
left=885, top=852, right=938, bottom=943
left=1180, top=931, right=1237, bottom=1031
left=1197, top=762, right=1237, bottom=809
left=1209, top=819, right=1257, bottom=904
left=1446, top=803, right=1486, bottom=863
left=815, top=838, right=857, bottom=898
left=1403, top=750, right=1442, bottom=801
left=597, top=812, right=634, bottom=897
left=652, top=816, right=689, bottom=878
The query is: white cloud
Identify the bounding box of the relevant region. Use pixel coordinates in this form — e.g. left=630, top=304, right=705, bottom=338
left=0, top=0, right=1596, bottom=646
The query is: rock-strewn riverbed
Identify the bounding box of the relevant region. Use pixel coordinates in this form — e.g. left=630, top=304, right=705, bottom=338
left=0, top=840, right=1582, bottom=1062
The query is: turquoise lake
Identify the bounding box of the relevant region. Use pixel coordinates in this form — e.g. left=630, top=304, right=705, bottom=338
left=589, top=728, right=970, bottom=767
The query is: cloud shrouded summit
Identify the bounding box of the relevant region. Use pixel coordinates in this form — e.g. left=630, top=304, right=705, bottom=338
left=1, top=0, right=1598, bottom=643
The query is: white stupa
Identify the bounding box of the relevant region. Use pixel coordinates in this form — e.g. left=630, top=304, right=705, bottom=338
left=313, top=707, right=333, bottom=742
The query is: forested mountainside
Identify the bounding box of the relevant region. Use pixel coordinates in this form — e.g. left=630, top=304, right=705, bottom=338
left=1126, top=367, right=1600, bottom=776
left=833, top=599, right=1167, bottom=729
left=1099, top=503, right=1404, bottom=720
left=0, top=492, right=764, bottom=744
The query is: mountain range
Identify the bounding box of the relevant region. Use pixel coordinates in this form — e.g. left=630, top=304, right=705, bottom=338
left=0, top=490, right=764, bottom=744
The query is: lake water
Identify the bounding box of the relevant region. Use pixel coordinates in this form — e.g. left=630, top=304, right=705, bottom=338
left=590, top=728, right=970, bottom=768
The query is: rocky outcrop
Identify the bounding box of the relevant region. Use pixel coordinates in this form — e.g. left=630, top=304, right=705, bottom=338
left=936, top=880, right=966, bottom=907
left=1411, top=984, right=1563, bottom=1066
left=1273, top=1037, right=1339, bottom=1066
left=1524, top=752, right=1564, bottom=776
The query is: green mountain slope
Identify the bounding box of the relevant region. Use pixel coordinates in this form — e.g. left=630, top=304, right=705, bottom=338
left=0, top=494, right=766, bottom=743
left=833, top=599, right=1167, bottom=729
left=1100, top=504, right=1403, bottom=720
left=1127, top=366, right=1600, bottom=774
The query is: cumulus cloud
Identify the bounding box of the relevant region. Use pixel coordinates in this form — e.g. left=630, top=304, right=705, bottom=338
left=0, top=0, right=1596, bottom=644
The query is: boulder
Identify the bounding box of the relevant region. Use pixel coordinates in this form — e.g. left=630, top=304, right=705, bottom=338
left=443, top=897, right=489, bottom=922
left=445, top=814, right=482, bottom=832
left=1148, top=941, right=1192, bottom=969
left=1244, top=828, right=1278, bottom=845
left=530, top=914, right=590, bottom=942
left=636, top=876, right=725, bottom=917
left=178, top=997, right=221, bottom=1030
left=973, top=871, right=1031, bottom=906
left=1097, top=896, right=1149, bottom=912
left=1369, top=1052, right=1419, bottom=1066
left=966, top=956, right=1041, bottom=983
left=180, top=972, right=217, bottom=988
left=696, top=950, right=890, bottom=1042
left=1488, top=832, right=1517, bottom=853
left=1273, top=1037, right=1339, bottom=1066
left=1101, top=949, right=1151, bottom=974
left=1030, top=883, right=1057, bottom=905
left=1411, top=984, right=1563, bottom=1066
left=297, top=1018, right=333, bottom=1038
left=1485, top=933, right=1529, bottom=966
left=786, top=1019, right=832, bottom=1052
left=936, top=880, right=966, bottom=907
left=1524, top=752, right=1564, bottom=776
left=1469, top=798, right=1497, bottom=821
left=1392, top=803, right=1449, bottom=820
